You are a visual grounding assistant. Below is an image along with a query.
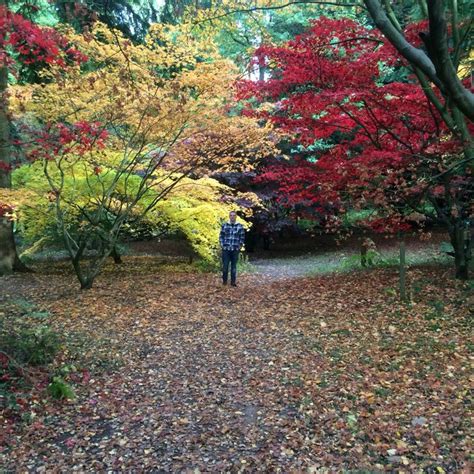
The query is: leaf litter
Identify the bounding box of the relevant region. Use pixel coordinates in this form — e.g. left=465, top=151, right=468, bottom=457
left=0, top=257, right=471, bottom=471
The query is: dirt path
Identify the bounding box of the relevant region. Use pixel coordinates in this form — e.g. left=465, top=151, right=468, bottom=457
left=1, top=256, right=470, bottom=471
left=249, top=236, right=448, bottom=281
left=250, top=252, right=352, bottom=280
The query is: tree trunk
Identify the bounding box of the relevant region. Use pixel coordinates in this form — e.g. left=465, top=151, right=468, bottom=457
left=0, top=5, right=31, bottom=275
left=14, top=252, right=33, bottom=272
left=0, top=217, right=15, bottom=274
left=364, top=0, right=474, bottom=121
left=425, top=0, right=474, bottom=122
left=258, top=55, right=265, bottom=81
left=110, top=246, right=123, bottom=264
left=399, top=237, right=408, bottom=301
left=449, top=222, right=471, bottom=280
left=0, top=63, right=17, bottom=276
left=80, top=278, right=94, bottom=290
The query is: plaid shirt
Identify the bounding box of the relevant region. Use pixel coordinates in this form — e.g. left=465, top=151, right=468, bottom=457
left=219, top=222, right=245, bottom=251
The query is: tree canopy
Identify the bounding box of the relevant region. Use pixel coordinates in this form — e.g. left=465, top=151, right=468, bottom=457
left=0, top=0, right=472, bottom=282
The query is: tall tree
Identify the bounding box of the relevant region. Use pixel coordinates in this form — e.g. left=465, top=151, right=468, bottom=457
left=52, top=0, right=162, bottom=40
left=161, top=0, right=213, bottom=24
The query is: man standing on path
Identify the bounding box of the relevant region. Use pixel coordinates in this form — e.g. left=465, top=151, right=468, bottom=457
left=219, top=211, right=245, bottom=287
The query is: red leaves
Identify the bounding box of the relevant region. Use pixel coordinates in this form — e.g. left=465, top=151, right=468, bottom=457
left=238, top=17, right=466, bottom=233
left=0, top=6, right=88, bottom=70
left=403, top=20, right=430, bottom=48
left=19, top=121, right=108, bottom=162
left=366, top=217, right=412, bottom=234
left=0, top=160, right=12, bottom=172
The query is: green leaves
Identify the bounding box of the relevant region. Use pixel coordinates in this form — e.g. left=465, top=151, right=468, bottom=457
left=48, top=377, right=75, bottom=400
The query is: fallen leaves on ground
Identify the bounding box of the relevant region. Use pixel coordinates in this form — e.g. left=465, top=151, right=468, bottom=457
left=0, top=257, right=471, bottom=471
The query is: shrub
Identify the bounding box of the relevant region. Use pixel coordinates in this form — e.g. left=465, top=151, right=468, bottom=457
left=47, top=376, right=75, bottom=400
left=2, top=326, right=61, bottom=366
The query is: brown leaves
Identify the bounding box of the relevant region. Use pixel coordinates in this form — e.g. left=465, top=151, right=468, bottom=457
left=0, top=259, right=471, bottom=471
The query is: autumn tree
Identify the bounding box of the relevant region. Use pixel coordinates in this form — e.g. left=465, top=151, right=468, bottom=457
left=0, top=3, right=88, bottom=275
left=3, top=17, right=272, bottom=288
left=237, top=16, right=472, bottom=279
left=169, top=1, right=471, bottom=273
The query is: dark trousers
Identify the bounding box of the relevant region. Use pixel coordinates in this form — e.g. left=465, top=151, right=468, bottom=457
left=222, top=249, right=239, bottom=284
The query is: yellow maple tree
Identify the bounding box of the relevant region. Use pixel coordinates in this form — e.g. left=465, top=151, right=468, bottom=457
left=7, top=20, right=274, bottom=287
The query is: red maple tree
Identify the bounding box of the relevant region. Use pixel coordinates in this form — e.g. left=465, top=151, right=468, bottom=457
left=237, top=17, right=472, bottom=278
left=0, top=6, right=87, bottom=68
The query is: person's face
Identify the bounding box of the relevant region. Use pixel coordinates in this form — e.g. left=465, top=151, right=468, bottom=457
left=229, top=212, right=237, bottom=223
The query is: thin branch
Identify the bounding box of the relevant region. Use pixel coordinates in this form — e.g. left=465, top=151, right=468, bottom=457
left=192, top=1, right=365, bottom=26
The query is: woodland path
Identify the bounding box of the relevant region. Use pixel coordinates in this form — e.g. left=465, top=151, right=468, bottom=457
left=248, top=234, right=448, bottom=281
left=1, top=249, right=470, bottom=471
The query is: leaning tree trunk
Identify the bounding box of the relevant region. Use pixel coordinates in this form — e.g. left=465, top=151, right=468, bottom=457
left=110, top=246, right=123, bottom=264
left=449, top=221, right=471, bottom=280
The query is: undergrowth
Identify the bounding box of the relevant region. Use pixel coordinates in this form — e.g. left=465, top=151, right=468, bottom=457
left=0, top=298, right=83, bottom=425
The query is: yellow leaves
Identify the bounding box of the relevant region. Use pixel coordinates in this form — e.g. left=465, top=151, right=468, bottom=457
left=396, top=440, right=408, bottom=450
left=457, top=49, right=473, bottom=80
left=25, top=64, right=167, bottom=131
left=61, top=22, right=150, bottom=70
left=143, top=174, right=259, bottom=263
left=360, top=391, right=376, bottom=404
left=16, top=21, right=265, bottom=161
left=11, top=20, right=274, bottom=184
left=145, top=22, right=219, bottom=71
left=7, top=85, right=34, bottom=117
left=168, top=115, right=278, bottom=174
left=0, top=188, right=37, bottom=217
left=179, top=60, right=238, bottom=101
